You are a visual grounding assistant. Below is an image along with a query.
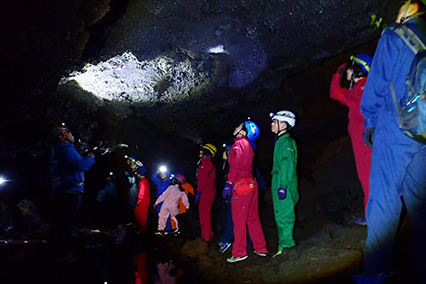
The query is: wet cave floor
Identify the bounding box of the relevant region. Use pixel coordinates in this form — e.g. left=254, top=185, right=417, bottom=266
left=0, top=204, right=417, bottom=284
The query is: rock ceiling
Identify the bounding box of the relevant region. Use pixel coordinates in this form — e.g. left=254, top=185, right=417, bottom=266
left=2, top=0, right=400, bottom=157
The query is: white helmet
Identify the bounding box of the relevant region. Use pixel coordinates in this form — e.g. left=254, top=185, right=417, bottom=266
left=271, top=110, right=296, bottom=128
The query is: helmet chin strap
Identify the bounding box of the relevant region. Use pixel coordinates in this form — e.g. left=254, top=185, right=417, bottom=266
left=235, top=127, right=246, bottom=138
left=276, top=122, right=288, bottom=137
left=401, top=0, right=412, bottom=23
left=278, top=128, right=287, bottom=136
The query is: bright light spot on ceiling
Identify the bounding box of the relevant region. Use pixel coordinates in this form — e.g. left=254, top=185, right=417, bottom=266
left=208, top=45, right=228, bottom=54
left=59, top=52, right=210, bottom=103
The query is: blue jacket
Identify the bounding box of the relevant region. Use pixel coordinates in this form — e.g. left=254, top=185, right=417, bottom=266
left=50, top=142, right=95, bottom=194
left=151, top=171, right=172, bottom=198
left=96, top=182, right=118, bottom=202
left=361, top=18, right=426, bottom=185
left=361, top=18, right=426, bottom=129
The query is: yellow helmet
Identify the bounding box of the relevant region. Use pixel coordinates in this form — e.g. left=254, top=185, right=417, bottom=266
left=202, top=143, right=217, bottom=157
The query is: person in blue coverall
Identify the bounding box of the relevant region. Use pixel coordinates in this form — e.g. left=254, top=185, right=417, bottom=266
left=49, top=125, right=95, bottom=263
left=355, top=1, right=426, bottom=283
left=151, top=167, right=172, bottom=232
left=96, top=173, right=118, bottom=202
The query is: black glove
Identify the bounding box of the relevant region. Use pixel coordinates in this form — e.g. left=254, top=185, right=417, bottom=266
left=337, top=63, right=347, bottom=74
left=363, top=127, right=375, bottom=148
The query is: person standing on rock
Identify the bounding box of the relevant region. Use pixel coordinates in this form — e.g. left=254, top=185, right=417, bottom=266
left=154, top=174, right=189, bottom=236
left=195, top=143, right=217, bottom=243
left=151, top=165, right=172, bottom=233
left=330, top=54, right=373, bottom=226
left=269, top=111, right=299, bottom=258
left=222, top=119, right=268, bottom=263
left=354, top=1, right=426, bottom=283
left=134, top=166, right=150, bottom=233
left=49, top=125, right=95, bottom=263
left=124, top=155, right=143, bottom=225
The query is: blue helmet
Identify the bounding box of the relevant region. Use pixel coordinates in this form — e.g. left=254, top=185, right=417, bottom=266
left=125, top=155, right=143, bottom=167
left=136, top=166, right=147, bottom=175
left=127, top=154, right=138, bottom=161
left=351, top=54, right=373, bottom=73
left=244, top=120, right=260, bottom=142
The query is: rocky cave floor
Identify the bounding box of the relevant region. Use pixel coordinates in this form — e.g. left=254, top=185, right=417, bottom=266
left=0, top=188, right=417, bottom=284
left=0, top=134, right=417, bottom=284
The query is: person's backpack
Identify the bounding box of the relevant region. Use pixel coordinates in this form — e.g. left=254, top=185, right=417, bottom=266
left=388, top=23, right=426, bottom=144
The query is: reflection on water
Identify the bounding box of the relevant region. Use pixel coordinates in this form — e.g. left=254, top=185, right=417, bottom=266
left=134, top=251, right=183, bottom=284
left=0, top=232, right=191, bottom=284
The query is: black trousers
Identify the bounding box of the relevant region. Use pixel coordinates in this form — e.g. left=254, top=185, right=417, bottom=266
left=50, top=191, right=82, bottom=258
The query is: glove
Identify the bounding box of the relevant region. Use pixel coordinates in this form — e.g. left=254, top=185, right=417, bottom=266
left=363, top=127, right=375, bottom=148
left=278, top=188, right=287, bottom=200
left=195, top=192, right=201, bottom=204
left=222, top=182, right=233, bottom=199
left=337, top=63, right=347, bottom=74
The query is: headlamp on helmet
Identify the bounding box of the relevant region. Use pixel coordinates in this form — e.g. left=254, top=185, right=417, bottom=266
left=0, top=176, right=9, bottom=185
left=53, top=123, right=70, bottom=137
left=159, top=165, right=167, bottom=173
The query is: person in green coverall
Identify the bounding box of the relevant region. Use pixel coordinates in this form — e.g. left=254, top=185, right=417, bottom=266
left=270, top=110, right=299, bottom=258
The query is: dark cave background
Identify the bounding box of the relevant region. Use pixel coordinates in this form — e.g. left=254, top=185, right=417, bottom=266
left=0, top=0, right=406, bottom=282
left=0, top=0, right=396, bottom=233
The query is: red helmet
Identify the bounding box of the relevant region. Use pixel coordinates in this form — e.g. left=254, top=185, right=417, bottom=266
left=174, top=174, right=186, bottom=184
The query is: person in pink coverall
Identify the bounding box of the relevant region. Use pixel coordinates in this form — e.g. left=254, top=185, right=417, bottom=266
left=330, top=54, right=373, bottom=225
left=196, top=143, right=217, bottom=242
left=222, top=120, right=268, bottom=263
left=154, top=174, right=189, bottom=235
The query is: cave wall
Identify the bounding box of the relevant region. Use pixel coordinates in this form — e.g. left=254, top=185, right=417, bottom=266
left=0, top=0, right=398, bottom=223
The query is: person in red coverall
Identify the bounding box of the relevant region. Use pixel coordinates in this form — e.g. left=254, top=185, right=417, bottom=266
left=195, top=143, right=217, bottom=242
left=133, top=252, right=147, bottom=284
left=222, top=120, right=268, bottom=263
left=134, top=166, right=150, bottom=232
left=330, top=54, right=373, bottom=225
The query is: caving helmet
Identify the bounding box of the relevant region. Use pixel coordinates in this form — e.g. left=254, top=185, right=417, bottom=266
left=271, top=111, right=296, bottom=128
left=222, top=143, right=233, bottom=156
left=136, top=166, right=147, bottom=175
left=53, top=123, right=70, bottom=137
left=107, top=172, right=116, bottom=182
left=174, top=173, right=186, bottom=184
left=350, top=54, right=373, bottom=74
left=401, top=1, right=426, bottom=23
left=223, top=143, right=233, bottom=151
left=201, top=143, right=217, bottom=157
left=244, top=120, right=260, bottom=142
left=125, top=155, right=143, bottom=167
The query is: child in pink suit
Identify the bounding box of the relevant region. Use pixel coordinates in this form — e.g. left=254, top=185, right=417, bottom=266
left=154, top=175, right=189, bottom=235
